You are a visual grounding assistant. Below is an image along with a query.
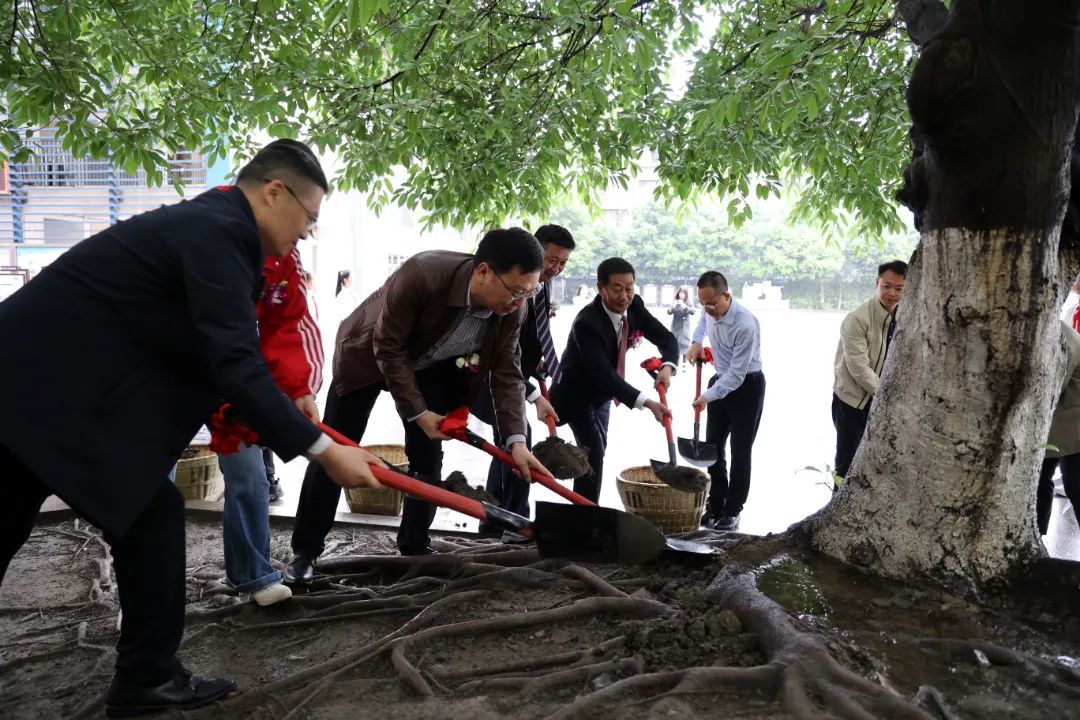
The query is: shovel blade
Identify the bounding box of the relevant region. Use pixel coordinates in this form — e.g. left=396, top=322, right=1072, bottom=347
left=532, top=502, right=667, bottom=564
left=677, top=437, right=718, bottom=467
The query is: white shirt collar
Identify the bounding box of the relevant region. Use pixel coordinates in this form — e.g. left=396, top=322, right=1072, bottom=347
left=601, top=301, right=624, bottom=336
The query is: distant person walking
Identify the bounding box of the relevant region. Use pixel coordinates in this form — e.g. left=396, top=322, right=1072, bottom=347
left=668, top=287, right=696, bottom=366
left=334, top=269, right=360, bottom=322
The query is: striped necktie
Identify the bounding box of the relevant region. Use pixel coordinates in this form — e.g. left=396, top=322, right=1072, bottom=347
left=534, top=283, right=560, bottom=381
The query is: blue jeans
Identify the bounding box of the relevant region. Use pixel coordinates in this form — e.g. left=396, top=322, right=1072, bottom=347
left=218, top=444, right=281, bottom=593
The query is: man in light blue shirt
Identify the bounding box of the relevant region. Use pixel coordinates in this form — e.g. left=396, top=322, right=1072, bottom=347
left=688, top=271, right=765, bottom=531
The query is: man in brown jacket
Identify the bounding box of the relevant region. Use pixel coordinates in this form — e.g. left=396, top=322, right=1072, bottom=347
left=286, top=228, right=550, bottom=580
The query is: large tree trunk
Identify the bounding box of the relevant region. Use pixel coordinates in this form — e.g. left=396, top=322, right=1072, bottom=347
left=806, top=0, right=1080, bottom=588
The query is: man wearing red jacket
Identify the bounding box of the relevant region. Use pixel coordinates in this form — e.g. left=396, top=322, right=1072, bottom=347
left=211, top=246, right=324, bottom=606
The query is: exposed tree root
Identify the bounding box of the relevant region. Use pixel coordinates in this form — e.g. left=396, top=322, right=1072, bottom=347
left=214, top=589, right=489, bottom=716
left=388, top=596, right=673, bottom=697
left=542, top=664, right=781, bottom=720
left=918, top=637, right=1080, bottom=697
left=0, top=620, right=113, bottom=675
left=707, top=569, right=936, bottom=720
left=462, top=657, right=645, bottom=697
left=439, top=636, right=627, bottom=683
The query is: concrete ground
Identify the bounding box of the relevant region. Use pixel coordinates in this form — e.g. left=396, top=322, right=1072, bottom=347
left=254, top=302, right=1078, bottom=562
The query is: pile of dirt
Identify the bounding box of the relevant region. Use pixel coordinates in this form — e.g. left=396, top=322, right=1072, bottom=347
left=532, top=436, right=591, bottom=479
left=442, top=470, right=498, bottom=504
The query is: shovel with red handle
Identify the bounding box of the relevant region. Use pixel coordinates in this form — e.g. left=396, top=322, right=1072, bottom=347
left=640, top=358, right=710, bottom=493
left=316, top=422, right=715, bottom=562
left=537, top=377, right=559, bottom=438
left=436, top=408, right=596, bottom=506
left=677, top=347, right=718, bottom=467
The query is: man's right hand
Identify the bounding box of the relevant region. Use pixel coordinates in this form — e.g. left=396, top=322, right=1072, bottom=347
left=644, top=398, right=671, bottom=425
left=415, top=410, right=451, bottom=440
left=315, top=443, right=386, bottom=489
left=686, top=342, right=703, bottom=365
left=534, top=395, right=559, bottom=425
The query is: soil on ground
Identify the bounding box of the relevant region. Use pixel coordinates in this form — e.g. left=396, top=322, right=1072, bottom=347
left=2, top=516, right=1079, bottom=719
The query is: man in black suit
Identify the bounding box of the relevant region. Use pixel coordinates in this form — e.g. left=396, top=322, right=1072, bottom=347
left=549, top=257, right=678, bottom=502
left=473, top=224, right=574, bottom=528
left=0, top=140, right=383, bottom=718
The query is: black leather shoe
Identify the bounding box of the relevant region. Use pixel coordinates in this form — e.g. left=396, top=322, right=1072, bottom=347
left=105, top=671, right=236, bottom=718
left=400, top=546, right=435, bottom=556
left=700, top=512, right=717, bottom=529
left=714, top=514, right=741, bottom=531
left=282, top=554, right=317, bottom=585
left=476, top=522, right=501, bottom=537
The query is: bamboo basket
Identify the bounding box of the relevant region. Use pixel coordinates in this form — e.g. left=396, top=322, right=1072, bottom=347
left=344, top=444, right=407, bottom=516
left=174, top=447, right=225, bottom=502
left=616, top=465, right=708, bottom=534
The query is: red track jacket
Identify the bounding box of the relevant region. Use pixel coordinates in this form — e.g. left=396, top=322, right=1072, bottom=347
left=210, top=247, right=323, bottom=453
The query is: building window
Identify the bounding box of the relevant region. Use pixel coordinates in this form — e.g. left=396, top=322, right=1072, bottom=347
left=43, top=217, right=85, bottom=243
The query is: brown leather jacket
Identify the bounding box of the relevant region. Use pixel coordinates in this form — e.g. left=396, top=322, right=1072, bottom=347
left=332, top=250, right=527, bottom=439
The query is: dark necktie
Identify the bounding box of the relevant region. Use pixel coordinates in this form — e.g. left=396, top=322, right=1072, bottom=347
left=533, top=283, right=560, bottom=381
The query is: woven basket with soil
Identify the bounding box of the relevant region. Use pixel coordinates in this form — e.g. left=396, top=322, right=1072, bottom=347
left=344, top=444, right=407, bottom=516
left=616, top=465, right=708, bottom=534
left=175, top=447, right=224, bottom=502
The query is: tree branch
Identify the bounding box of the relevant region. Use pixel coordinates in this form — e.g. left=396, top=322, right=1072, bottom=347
left=366, top=0, right=452, bottom=91
left=9, top=0, right=18, bottom=50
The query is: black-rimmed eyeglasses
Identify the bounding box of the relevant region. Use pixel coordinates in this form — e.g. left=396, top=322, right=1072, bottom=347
left=494, top=272, right=540, bottom=301
left=264, top=178, right=319, bottom=231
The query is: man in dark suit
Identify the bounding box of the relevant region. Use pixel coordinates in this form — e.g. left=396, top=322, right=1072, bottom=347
left=473, top=224, right=574, bottom=528
left=286, top=229, right=552, bottom=582
left=0, top=140, right=384, bottom=718
left=549, top=257, right=678, bottom=502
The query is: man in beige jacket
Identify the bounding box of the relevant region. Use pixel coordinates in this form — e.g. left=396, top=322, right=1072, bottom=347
left=1037, top=319, right=1080, bottom=534
left=831, top=260, right=907, bottom=477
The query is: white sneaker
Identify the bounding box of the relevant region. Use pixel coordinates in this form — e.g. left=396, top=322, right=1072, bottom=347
left=240, top=582, right=292, bottom=607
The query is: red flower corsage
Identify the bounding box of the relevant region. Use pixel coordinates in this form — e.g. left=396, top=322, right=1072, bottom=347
left=455, top=353, right=481, bottom=374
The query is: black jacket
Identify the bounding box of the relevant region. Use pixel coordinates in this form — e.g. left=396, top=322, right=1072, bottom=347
left=550, top=294, right=678, bottom=414
left=0, top=186, right=319, bottom=537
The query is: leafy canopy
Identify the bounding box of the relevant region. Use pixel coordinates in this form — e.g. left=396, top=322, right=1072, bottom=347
left=1, top=0, right=913, bottom=234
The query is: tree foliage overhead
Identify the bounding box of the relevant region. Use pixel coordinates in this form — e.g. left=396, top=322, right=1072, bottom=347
left=1, top=1, right=914, bottom=232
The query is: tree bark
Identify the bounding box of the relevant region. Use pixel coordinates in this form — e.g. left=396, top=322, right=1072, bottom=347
left=808, top=0, right=1080, bottom=587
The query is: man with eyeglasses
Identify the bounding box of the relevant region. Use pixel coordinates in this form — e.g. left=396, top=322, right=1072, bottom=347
left=688, top=270, right=765, bottom=532
left=472, top=224, right=575, bottom=536
left=285, top=228, right=552, bottom=579
left=0, top=139, right=384, bottom=717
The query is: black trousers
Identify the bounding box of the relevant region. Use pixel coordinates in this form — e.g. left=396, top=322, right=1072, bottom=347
left=1037, top=455, right=1080, bottom=535
left=472, top=379, right=532, bottom=518
left=705, top=372, right=766, bottom=518
left=291, top=361, right=469, bottom=555
left=560, top=400, right=612, bottom=503
left=831, top=392, right=870, bottom=478
left=0, top=443, right=186, bottom=686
